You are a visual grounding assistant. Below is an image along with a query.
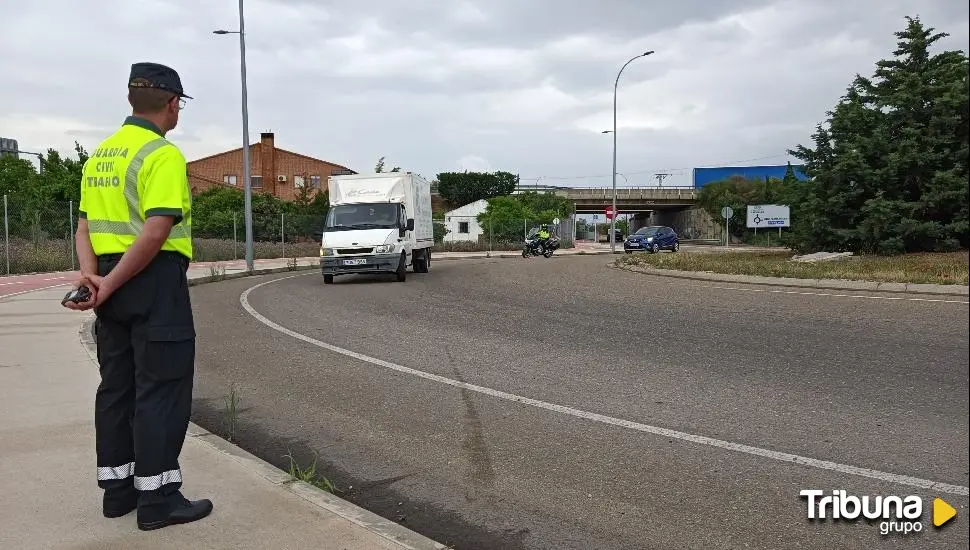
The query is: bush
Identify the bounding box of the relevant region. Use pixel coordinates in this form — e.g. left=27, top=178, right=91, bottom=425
left=5, top=238, right=76, bottom=274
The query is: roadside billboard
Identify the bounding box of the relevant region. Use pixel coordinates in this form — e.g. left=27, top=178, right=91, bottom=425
left=747, top=204, right=790, bottom=228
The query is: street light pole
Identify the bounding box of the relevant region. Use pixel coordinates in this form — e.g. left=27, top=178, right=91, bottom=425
left=611, top=50, right=654, bottom=254
left=214, top=0, right=254, bottom=271
left=14, top=151, right=43, bottom=174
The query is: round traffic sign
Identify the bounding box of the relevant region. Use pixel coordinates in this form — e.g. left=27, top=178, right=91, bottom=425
left=605, top=206, right=616, bottom=220
left=720, top=206, right=734, bottom=219
left=553, top=217, right=560, bottom=225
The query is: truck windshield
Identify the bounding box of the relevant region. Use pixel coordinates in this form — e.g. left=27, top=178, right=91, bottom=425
left=325, top=203, right=400, bottom=231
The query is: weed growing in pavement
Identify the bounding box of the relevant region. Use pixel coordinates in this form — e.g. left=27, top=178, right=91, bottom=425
left=284, top=449, right=338, bottom=494
left=207, top=263, right=227, bottom=280
left=223, top=383, right=241, bottom=442
left=287, top=256, right=298, bottom=270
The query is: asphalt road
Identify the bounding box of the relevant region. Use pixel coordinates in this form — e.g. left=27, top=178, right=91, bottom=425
left=188, top=255, right=969, bottom=550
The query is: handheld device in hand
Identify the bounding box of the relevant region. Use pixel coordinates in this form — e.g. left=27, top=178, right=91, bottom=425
left=62, top=285, right=92, bottom=306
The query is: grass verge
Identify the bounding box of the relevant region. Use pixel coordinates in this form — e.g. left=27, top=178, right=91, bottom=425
left=616, top=250, right=969, bottom=285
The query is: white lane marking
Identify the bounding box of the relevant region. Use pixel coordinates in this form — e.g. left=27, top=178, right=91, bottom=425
left=0, top=281, right=24, bottom=286
left=0, top=282, right=72, bottom=301
left=239, top=274, right=970, bottom=497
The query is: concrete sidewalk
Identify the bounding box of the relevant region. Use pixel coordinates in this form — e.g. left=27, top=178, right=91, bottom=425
left=0, top=262, right=447, bottom=549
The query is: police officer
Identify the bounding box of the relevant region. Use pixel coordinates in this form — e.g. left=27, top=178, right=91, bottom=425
left=536, top=224, right=551, bottom=250
left=64, top=62, right=212, bottom=531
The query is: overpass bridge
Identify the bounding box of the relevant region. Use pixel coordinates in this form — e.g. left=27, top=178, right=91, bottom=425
left=542, top=186, right=698, bottom=213
left=512, top=185, right=718, bottom=239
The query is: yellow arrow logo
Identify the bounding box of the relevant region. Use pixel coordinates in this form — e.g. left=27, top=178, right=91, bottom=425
left=933, top=498, right=956, bottom=527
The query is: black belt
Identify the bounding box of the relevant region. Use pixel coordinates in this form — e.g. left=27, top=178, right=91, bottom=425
left=98, top=250, right=189, bottom=267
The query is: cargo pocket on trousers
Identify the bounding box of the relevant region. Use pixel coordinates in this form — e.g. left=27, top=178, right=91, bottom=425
left=144, top=324, right=196, bottom=381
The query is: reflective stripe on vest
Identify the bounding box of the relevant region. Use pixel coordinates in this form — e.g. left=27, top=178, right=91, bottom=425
left=86, top=138, right=190, bottom=240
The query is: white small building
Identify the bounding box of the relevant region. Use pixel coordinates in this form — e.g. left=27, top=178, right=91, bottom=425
left=442, top=199, right=489, bottom=243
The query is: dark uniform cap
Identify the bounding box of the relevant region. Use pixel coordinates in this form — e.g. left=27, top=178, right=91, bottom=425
left=128, top=62, right=193, bottom=99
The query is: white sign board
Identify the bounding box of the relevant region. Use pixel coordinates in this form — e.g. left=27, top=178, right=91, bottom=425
left=592, top=214, right=599, bottom=220
left=747, top=205, right=790, bottom=228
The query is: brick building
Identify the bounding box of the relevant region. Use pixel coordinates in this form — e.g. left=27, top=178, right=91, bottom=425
left=186, top=132, right=356, bottom=201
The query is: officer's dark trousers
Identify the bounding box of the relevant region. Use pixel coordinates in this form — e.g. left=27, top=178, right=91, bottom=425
left=93, top=251, right=195, bottom=522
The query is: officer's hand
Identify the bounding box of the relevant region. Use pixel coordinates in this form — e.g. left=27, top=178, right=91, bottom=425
left=93, top=278, right=118, bottom=309
left=63, top=278, right=98, bottom=311
left=82, top=273, right=104, bottom=290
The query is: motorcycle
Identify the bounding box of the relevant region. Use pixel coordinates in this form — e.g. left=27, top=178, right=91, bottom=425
left=522, top=232, right=560, bottom=258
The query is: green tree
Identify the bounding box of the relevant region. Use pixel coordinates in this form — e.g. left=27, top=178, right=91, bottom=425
left=789, top=16, right=969, bottom=254
left=474, top=191, right=568, bottom=242
left=0, top=142, right=89, bottom=242
left=0, top=156, right=39, bottom=200
left=436, top=170, right=517, bottom=206
left=476, top=195, right=534, bottom=242
left=375, top=156, right=401, bottom=173
left=696, top=176, right=777, bottom=238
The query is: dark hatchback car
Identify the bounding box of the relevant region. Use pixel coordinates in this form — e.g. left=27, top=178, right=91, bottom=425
left=624, top=225, right=679, bottom=253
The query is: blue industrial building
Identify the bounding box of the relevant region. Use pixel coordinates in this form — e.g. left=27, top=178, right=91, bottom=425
left=692, top=164, right=809, bottom=188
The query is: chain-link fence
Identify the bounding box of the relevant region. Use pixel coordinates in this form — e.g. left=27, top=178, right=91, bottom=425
left=1, top=195, right=80, bottom=275
left=436, top=215, right=576, bottom=252
left=2, top=197, right=584, bottom=276
left=192, top=211, right=325, bottom=263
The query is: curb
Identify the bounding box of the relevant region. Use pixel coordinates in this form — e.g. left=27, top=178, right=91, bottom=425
left=613, top=263, right=970, bottom=297
left=77, top=264, right=448, bottom=550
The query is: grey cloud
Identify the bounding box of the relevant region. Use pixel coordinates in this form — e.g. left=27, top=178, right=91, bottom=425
left=1, top=0, right=967, bottom=189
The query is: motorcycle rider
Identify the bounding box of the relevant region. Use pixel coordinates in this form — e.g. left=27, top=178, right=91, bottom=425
left=536, top=225, right=551, bottom=251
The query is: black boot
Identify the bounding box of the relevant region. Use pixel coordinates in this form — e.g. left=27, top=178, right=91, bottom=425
left=137, top=497, right=213, bottom=531
left=103, top=485, right=138, bottom=518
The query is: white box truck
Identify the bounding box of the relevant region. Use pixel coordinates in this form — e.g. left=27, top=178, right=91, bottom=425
left=319, top=172, right=434, bottom=284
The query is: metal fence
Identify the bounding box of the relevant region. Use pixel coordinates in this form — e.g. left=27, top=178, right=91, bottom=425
left=2, top=195, right=80, bottom=275
left=0, top=197, right=580, bottom=276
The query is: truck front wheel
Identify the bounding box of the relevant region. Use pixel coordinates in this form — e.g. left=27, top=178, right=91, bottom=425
left=323, top=274, right=334, bottom=284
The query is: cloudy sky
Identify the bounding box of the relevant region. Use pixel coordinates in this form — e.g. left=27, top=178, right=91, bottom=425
left=2, top=0, right=967, bottom=188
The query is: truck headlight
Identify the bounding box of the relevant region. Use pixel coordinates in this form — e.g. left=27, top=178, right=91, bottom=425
left=320, top=247, right=335, bottom=256
left=374, top=244, right=395, bottom=254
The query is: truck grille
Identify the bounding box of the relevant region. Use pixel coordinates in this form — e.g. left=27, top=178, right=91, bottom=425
left=337, top=247, right=374, bottom=255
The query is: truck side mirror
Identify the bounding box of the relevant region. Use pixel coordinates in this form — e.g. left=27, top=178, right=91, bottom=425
left=406, top=218, right=415, bottom=231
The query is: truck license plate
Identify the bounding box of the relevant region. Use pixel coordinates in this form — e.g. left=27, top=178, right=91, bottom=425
left=343, top=258, right=367, bottom=265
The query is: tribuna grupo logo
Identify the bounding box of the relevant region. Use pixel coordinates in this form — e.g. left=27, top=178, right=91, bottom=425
left=800, top=490, right=957, bottom=536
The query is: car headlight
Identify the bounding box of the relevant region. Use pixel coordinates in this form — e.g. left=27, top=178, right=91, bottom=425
left=374, top=244, right=395, bottom=254
left=646, top=237, right=654, bottom=242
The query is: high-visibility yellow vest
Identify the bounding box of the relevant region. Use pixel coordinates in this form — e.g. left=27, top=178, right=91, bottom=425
left=79, top=117, right=192, bottom=260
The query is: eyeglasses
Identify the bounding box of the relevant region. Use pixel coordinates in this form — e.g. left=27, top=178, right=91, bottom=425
left=171, top=96, right=186, bottom=110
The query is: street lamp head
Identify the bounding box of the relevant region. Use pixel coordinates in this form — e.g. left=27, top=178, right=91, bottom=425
left=642, top=50, right=655, bottom=57
left=601, top=130, right=612, bottom=134
left=213, top=30, right=231, bottom=34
